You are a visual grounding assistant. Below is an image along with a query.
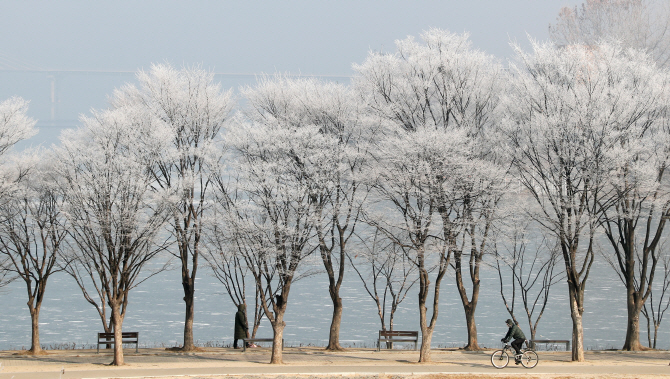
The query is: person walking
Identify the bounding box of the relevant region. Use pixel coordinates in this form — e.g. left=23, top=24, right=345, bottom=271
left=234, top=303, right=249, bottom=349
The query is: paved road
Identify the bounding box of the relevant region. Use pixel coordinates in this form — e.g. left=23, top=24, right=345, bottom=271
left=0, top=348, right=668, bottom=378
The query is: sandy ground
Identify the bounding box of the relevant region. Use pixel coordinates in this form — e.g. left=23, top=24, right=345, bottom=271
left=0, top=347, right=668, bottom=379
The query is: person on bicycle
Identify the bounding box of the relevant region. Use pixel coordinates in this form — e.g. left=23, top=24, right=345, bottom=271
left=501, top=319, right=526, bottom=364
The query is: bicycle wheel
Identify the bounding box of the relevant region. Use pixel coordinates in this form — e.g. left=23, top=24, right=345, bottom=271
left=491, top=350, right=509, bottom=368
left=521, top=350, right=539, bottom=368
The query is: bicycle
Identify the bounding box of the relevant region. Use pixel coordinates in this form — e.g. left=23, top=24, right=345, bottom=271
left=490, top=341, right=538, bottom=369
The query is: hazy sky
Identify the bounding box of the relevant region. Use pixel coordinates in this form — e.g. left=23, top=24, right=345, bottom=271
left=0, top=0, right=582, bottom=144
left=2, top=1, right=582, bottom=74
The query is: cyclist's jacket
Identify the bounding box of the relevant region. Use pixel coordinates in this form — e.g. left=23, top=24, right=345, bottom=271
left=503, top=324, right=526, bottom=342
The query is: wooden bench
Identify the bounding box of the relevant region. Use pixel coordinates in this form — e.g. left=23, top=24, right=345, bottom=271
left=97, top=332, right=139, bottom=353
left=241, top=337, right=284, bottom=352
left=530, top=339, right=570, bottom=351
left=377, top=330, right=419, bottom=351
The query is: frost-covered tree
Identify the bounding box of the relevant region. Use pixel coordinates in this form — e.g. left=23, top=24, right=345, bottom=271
left=594, top=50, right=670, bottom=351
left=241, top=76, right=368, bottom=351
left=0, top=96, right=37, bottom=319
left=492, top=217, right=563, bottom=347
left=549, top=0, right=670, bottom=67
left=501, top=40, right=657, bottom=361
left=55, top=105, right=171, bottom=365
left=354, top=28, right=506, bottom=358
left=0, top=97, right=37, bottom=202
left=113, top=64, right=234, bottom=351
left=358, top=128, right=448, bottom=361
left=202, top=197, right=264, bottom=340
left=349, top=229, right=418, bottom=346
left=0, top=155, right=66, bottom=354
left=641, top=246, right=670, bottom=348
left=0, top=97, right=36, bottom=157
left=224, top=116, right=320, bottom=364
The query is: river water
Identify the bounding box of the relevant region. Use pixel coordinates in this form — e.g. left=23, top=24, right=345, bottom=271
left=0, top=254, right=665, bottom=351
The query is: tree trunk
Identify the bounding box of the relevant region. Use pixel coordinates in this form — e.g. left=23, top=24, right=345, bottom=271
left=321, top=222, right=347, bottom=352
left=415, top=244, right=448, bottom=363
left=111, top=303, right=124, bottom=366
left=529, top=328, right=536, bottom=350
left=463, top=303, right=481, bottom=350
left=569, top=291, right=585, bottom=362
left=622, top=295, right=645, bottom=350
left=182, top=284, right=195, bottom=351
left=326, top=295, right=344, bottom=350
left=251, top=286, right=262, bottom=338
left=455, top=255, right=481, bottom=351
left=28, top=305, right=42, bottom=354
left=271, top=312, right=286, bottom=364
left=643, top=309, right=652, bottom=348
left=387, top=312, right=395, bottom=349
left=418, top=302, right=432, bottom=362
left=177, top=211, right=200, bottom=352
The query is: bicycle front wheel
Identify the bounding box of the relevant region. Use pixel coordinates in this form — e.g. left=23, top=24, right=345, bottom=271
left=521, top=350, right=539, bottom=368
left=491, top=350, right=509, bottom=368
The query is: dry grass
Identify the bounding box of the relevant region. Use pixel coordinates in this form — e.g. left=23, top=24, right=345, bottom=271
left=11, top=349, right=50, bottom=356
left=164, top=346, right=207, bottom=353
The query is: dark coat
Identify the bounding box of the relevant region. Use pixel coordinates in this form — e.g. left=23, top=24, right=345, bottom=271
left=234, top=304, right=249, bottom=340
left=503, top=323, right=526, bottom=342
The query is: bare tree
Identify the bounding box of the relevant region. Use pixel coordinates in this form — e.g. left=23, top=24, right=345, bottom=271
left=0, top=97, right=36, bottom=157
left=0, top=96, right=37, bottom=340
left=597, top=81, right=670, bottom=351
left=502, top=41, right=661, bottom=361
left=550, top=0, right=670, bottom=67
left=0, top=256, right=14, bottom=290
left=114, top=64, right=234, bottom=351
left=552, top=4, right=670, bottom=349
left=0, top=97, right=37, bottom=204
left=202, top=207, right=264, bottom=339
left=354, top=28, right=505, bottom=357
left=492, top=218, right=563, bottom=346
left=55, top=105, right=171, bottom=365
left=0, top=158, right=67, bottom=354
left=349, top=229, right=418, bottom=348
left=223, top=110, right=322, bottom=364
left=242, top=76, right=369, bottom=351
left=550, top=4, right=670, bottom=348
left=641, top=246, right=670, bottom=348
left=450, top=170, right=507, bottom=351
left=359, top=128, right=447, bottom=362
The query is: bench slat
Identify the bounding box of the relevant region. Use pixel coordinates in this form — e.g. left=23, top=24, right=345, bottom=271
left=98, top=332, right=138, bottom=339
left=379, top=331, right=418, bottom=337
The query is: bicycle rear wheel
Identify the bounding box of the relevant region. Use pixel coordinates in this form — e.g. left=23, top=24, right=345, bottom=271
left=521, top=350, right=538, bottom=368
left=491, top=350, right=509, bottom=368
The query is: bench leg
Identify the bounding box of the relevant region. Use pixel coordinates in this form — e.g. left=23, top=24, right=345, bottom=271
left=97, top=344, right=99, bottom=354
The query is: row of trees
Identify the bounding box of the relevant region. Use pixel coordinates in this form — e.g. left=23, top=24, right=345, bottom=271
left=2, top=0, right=670, bottom=365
